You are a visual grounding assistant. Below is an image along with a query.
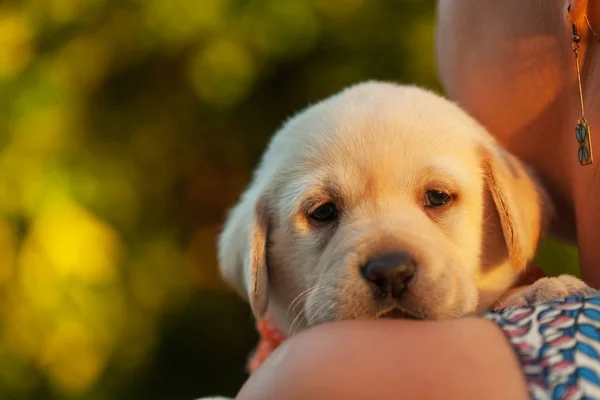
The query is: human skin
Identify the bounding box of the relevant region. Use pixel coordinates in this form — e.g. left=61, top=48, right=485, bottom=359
left=234, top=1, right=600, bottom=398
left=436, top=0, right=600, bottom=287
left=237, top=318, right=529, bottom=400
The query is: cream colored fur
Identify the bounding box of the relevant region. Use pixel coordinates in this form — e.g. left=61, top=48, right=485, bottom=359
left=218, top=81, right=591, bottom=336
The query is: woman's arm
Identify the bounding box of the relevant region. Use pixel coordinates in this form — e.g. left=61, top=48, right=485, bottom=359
left=237, top=317, right=529, bottom=400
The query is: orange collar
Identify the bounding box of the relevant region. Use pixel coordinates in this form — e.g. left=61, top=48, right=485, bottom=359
left=247, top=313, right=287, bottom=374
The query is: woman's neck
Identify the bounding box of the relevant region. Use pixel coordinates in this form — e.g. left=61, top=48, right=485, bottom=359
left=569, top=40, right=600, bottom=287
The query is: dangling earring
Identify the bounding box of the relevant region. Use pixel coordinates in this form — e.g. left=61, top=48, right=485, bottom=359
left=567, top=6, right=593, bottom=165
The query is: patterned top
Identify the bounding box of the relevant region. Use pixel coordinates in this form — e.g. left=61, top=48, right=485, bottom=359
left=484, top=294, right=600, bottom=400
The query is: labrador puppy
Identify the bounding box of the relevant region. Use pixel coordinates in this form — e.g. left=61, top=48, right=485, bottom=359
left=218, top=81, right=594, bottom=335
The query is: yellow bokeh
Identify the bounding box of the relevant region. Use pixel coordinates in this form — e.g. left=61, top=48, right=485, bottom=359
left=30, top=198, right=120, bottom=283
left=143, top=0, right=229, bottom=47
left=188, top=38, right=257, bottom=108
left=312, top=0, right=366, bottom=17
left=52, top=34, right=111, bottom=92
left=39, top=320, right=106, bottom=395
left=0, top=220, right=16, bottom=287
left=11, top=105, right=79, bottom=155
left=130, top=237, right=189, bottom=311
left=23, top=0, right=104, bottom=25
left=0, top=339, right=38, bottom=393
left=236, top=1, right=320, bottom=59
left=0, top=149, right=48, bottom=217
left=0, top=9, right=32, bottom=79
left=2, top=294, right=47, bottom=361
left=5, top=195, right=127, bottom=394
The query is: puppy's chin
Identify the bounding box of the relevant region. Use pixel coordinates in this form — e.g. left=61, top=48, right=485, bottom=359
left=302, top=280, right=479, bottom=329
left=304, top=300, right=473, bottom=328
left=376, top=307, right=424, bottom=320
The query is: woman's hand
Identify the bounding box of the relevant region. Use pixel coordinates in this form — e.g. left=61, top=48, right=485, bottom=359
left=493, top=263, right=547, bottom=309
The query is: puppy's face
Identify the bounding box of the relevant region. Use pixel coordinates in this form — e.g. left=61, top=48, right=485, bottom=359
left=274, top=144, right=486, bottom=329
left=219, top=82, right=547, bottom=335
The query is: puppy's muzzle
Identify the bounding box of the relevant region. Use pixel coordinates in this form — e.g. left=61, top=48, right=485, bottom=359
left=360, top=251, right=416, bottom=300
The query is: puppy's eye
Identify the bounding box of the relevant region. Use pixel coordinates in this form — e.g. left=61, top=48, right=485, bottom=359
left=310, top=202, right=338, bottom=222
left=424, top=190, right=452, bottom=208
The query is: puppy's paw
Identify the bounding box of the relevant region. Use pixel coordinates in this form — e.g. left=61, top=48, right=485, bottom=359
left=499, top=274, right=597, bottom=308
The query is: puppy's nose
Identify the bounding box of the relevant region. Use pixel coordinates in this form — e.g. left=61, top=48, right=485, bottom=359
left=360, top=252, right=416, bottom=299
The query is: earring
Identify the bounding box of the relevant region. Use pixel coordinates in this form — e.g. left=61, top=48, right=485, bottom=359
left=567, top=7, right=593, bottom=165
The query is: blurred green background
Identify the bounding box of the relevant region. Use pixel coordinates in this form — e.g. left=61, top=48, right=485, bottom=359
left=0, top=0, right=579, bottom=399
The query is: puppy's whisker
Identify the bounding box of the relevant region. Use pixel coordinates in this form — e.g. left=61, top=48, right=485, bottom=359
left=288, top=308, right=306, bottom=336
left=322, top=300, right=336, bottom=321
left=288, top=285, right=326, bottom=309
left=287, top=285, right=330, bottom=335
left=287, top=302, right=308, bottom=335
left=292, top=314, right=308, bottom=336
left=306, top=298, right=334, bottom=329
left=286, top=285, right=328, bottom=322
left=287, top=286, right=319, bottom=320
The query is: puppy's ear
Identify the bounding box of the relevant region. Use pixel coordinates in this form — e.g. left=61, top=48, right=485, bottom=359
left=218, top=191, right=269, bottom=320
left=481, top=144, right=550, bottom=271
